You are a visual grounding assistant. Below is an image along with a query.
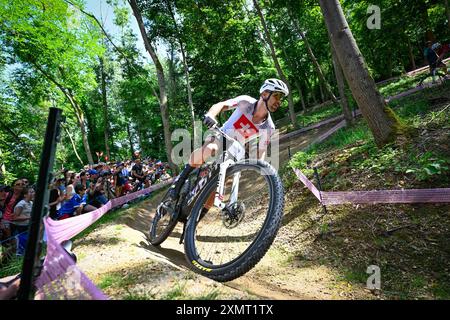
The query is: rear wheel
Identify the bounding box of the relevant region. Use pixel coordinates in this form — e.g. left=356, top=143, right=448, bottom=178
left=184, top=160, right=284, bottom=282
left=149, top=190, right=179, bottom=246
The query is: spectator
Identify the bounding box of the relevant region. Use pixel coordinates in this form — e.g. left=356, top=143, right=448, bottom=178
left=114, top=162, right=127, bottom=197
left=0, top=179, right=24, bottom=264
left=20, top=178, right=30, bottom=188
left=86, top=170, right=108, bottom=208
left=131, top=158, right=148, bottom=189
left=48, top=180, right=65, bottom=220
left=0, top=184, right=8, bottom=212
left=0, top=185, right=8, bottom=245
left=160, top=168, right=171, bottom=182
left=11, top=186, right=34, bottom=256
left=55, top=177, right=66, bottom=197
left=100, top=170, right=115, bottom=200
left=88, top=169, right=99, bottom=181
left=79, top=171, right=89, bottom=190
left=56, top=184, right=95, bottom=220
left=132, top=150, right=140, bottom=161
left=64, top=177, right=76, bottom=204
left=63, top=169, right=71, bottom=187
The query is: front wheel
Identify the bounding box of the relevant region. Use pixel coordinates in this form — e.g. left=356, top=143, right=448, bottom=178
left=184, top=160, right=284, bottom=282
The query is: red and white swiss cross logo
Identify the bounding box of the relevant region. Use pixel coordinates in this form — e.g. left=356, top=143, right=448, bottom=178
left=233, top=115, right=259, bottom=139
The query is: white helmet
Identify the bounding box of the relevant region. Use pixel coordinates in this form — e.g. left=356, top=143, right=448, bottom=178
left=259, top=78, right=289, bottom=96
left=431, top=42, right=441, bottom=50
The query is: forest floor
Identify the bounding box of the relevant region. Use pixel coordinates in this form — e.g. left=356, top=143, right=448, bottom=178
left=74, top=120, right=364, bottom=300
left=64, top=79, right=450, bottom=300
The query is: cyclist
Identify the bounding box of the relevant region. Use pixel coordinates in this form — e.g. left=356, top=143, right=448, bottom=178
left=424, top=41, right=448, bottom=78
left=167, top=78, right=289, bottom=214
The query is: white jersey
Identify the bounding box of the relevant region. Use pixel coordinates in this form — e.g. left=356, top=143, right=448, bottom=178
left=221, top=95, right=275, bottom=149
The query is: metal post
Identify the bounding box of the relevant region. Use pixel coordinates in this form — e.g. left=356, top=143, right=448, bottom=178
left=17, top=108, right=63, bottom=300
left=313, top=166, right=328, bottom=215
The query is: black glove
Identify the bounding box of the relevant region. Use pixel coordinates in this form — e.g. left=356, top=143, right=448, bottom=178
left=203, top=114, right=218, bottom=129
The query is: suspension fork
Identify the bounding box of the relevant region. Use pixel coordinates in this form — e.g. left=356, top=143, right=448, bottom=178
left=214, top=159, right=240, bottom=210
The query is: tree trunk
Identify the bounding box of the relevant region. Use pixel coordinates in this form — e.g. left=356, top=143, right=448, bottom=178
left=294, top=81, right=306, bottom=111
left=78, top=112, right=95, bottom=164
left=329, top=39, right=353, bottom=125
left=319, top=81, right=325, bottom=102
left=253, top=0, right=297, bottom=127
left=168, top=46, right=177, bottom=99
left=288, top=12, right=339, bottom=104
left=280, top=46, right=306, bottom=111
left=180, top=44, right=198, bottom=142
left=406, top=35, right=416, bottom=71
left=445, top=0, right=450, bottom=31
left=165, top=0, right=198, bottom=141
left=129, top=0, right=178, bottom=174
left=304, top=78, right=316, bottom=106
left=319, top=0, right=401, bottom=147
left=126, top=121, right=135, bottom=157
left=387, top=54, right=393, bottom=79
left=32, top=62, right=94, bottom=164
left=62, top=124, right=84, bottom=165
left=99, top=56, right=111, bottom=160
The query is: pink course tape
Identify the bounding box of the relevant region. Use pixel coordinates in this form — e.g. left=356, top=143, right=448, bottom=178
left=34, top=179, right=172, bottom=300
left=294, top=168, right=450, bottom=204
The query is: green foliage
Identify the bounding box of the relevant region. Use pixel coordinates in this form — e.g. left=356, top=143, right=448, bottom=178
left=290, top=84, right=450, bottom=187
left=378, top=76, right=421, bottom=97
left=0, top=256, right=23, bottom=278
left=404, top=151, right=449, bottom=181
left=1, top=0, right=449, bottom=180
left=296, top=103, right=342, bottom=127
left=289, top=150, right=316, bottom=176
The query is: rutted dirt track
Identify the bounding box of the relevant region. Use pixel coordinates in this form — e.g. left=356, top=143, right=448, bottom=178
left=74, top=120, right=374, bottom=300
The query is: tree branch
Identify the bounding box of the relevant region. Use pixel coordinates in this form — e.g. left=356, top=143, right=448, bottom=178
left=0, top=119, right=37, bottom=160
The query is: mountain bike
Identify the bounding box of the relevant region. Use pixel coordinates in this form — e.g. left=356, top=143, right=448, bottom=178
left=417, top=64, right=449, bottom=87
left=149, top=125, right=284, bottom=282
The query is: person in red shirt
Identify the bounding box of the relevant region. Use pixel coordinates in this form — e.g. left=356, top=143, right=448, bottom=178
left=0, top=179, right=24, bottom=264
left=432, top=42, right=449, bottom=76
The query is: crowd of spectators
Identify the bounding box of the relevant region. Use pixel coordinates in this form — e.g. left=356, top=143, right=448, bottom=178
left=0, top=151, right=172, bottom=264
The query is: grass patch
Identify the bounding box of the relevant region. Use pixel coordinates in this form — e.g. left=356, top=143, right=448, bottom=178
left=431, top=279, right=450, bottom=300
left=378, top=75, right=422, bottom=97
left=296, top=103, right=343, bottom=128
left=98, top=272, right=137, bottom=290
left=282, top=81, right=450, bottom=300
left=162, top=281, right=188, bottom=300
left=123, top=292, right=157, bottom=300
left=0, top=256, right=23, bottom=278
left=195, top=289, right=221, bottom=300
left=98, top=274, right=124, bottom=290
left=338, top=268, right=368, bottom=285
left=289, top=83, right=450, bottom=189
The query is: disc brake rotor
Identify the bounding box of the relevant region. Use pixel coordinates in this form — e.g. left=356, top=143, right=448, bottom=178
left=221, top=202, right=245, bottom=229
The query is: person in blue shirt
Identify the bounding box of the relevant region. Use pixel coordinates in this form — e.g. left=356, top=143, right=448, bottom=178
left=56, top=184, right=96, bottom=220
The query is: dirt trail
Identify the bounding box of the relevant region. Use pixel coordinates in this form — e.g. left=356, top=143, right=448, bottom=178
left=74, top=119, right=373, bottom=300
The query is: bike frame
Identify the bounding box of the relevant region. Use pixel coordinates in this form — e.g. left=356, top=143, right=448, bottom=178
left=182, top=125, right=259, bottom=216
